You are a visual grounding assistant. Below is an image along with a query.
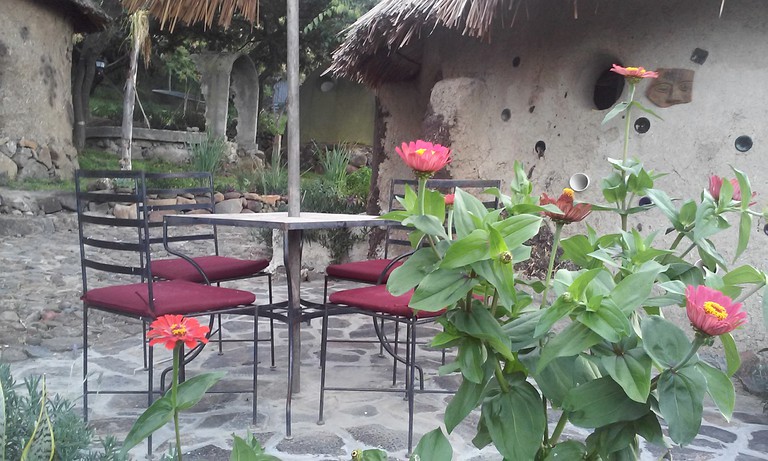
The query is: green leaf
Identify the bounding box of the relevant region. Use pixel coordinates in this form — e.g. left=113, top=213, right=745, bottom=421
left=601, top=347, right=652, bottom=403
left=722, top=265, right=766, bottom=286
left=535, top=296, right=577, bottom=337
left=423, top=188, right=446, bottom=222
left=410, top=269, right=478, bottom=312
left=471, top=258, right=518, bottom=310
left=472, top=415, right=492, bottom=449
left=629, top=100, right=663, bottom=120
left=361, top=449, right=388, bottom=461
left=491, top=214, right=543, bottom=250
left=609, top=262, right=665, bottom=314
left=457, top=338, right=487, bottom=383
left=561, top=235, right=600, bottom=269
left=175, top=372, right=225, bottom=410
left=577, top=301, right=631, bottom=343
left=720, top=332, right=741, bottom=376
left=411, top=428, right=453, bottom=460
left=633, top=411, right=666, bottom=448
left=678, top=200, right=697, bottom=227
left=585, top=421, right=637, bottom=459
left=568, top=268, right=604, bottom=300
left=454, top=188, right=488, bottom=238
left=482, top=381, right=546, bottom=460
left=538, top=322, right=602, bottom=372
left=696, top=361, right=735, bottom=421
left=450, top=306, right=515, bottom=361
left=764, top=285, right=768, bottom=330
left=441, top=229, right=490, bottom=268
left=532, top=355, right=599, bottom=408
left=645, top=189, right=681, bottom=230
left=544, top=441, right=587, bottom=460
left=387, top=248, right=441, bottom=295
left=733, top=166, right=753, bottom=211
left=120, top=396, right=175, bottom=455
left=502, top=310, right=545, bottom=350
left=602, top=101, right=629, bottom=124
left=657, top=366, right=706, bottom=445
left=21, top=377, right=53, bottom=461
left=563, top=377, right=650, bottom=428
left=230, top=434, right=281, bottom=461
left=0, top=373, right=5, bottom=461
left=403, top=214, right=448, bottom=240
left=601, top=172, right=627, bottom=204
left=445, top=368, right=490, bottom=432
left=735, top=212, right=751, bottom=261
left=641, top=316, right=691, bottom=368
left=378, top=210, right=410, bottom=223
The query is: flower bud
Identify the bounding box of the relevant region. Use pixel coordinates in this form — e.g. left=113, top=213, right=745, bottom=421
left=498, top=251, right=513, bottom=264
left=562, top=292, right=573, bottom=303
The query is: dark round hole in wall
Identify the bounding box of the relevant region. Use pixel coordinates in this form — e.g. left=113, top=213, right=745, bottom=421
left=512, top=56, right=521, bottom=67
left=634, top=117, right=651, bottom=134
left=501, top=109, right=511, bottom=121
left=593, top=67, right=625, bottom=110
left=735, top=135, right=753, bottom=152
left=534, top=140, right=546, bottom=156
left=763, top=224, right=768, bottom=236
left=639, top=196, right=652, bottom=206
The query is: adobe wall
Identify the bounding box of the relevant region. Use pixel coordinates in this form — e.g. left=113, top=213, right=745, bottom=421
left=0, top=0, right=79, bottom=179
left=375, top=0, right=768, bottom=348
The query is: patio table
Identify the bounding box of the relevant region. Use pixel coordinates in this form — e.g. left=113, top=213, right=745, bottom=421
left=162, top=211, right=394, bottom=437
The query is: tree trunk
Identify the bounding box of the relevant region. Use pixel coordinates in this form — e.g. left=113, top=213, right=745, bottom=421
left=72, top=35, right=101, bottom=152
left=120, top=27, right=142, bottom=171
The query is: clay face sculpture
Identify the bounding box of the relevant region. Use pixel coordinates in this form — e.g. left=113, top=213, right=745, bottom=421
left=646, top=68, right=694, bottom=108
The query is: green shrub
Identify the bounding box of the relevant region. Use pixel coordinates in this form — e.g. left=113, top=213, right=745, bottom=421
left=345, top=166, right=372, bottom=202
left=0, top=364, right=127, bottom=461
left=188, top=134, right=227, bottom=176
left=317, top=143, right=350, bottom=188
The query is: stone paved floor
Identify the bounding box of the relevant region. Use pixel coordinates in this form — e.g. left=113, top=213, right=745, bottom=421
left=1, top=220, right=767, bottom=460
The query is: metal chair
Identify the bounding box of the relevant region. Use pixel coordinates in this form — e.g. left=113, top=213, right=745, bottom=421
left=139, top=171, right=276, bottom=366
left=75, top=169, right=262, bottom=456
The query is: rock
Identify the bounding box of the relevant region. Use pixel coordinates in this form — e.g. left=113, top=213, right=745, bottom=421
left=147, top=198, right=177, bottom=207
left=215, top=198, right=244, bottom=214
left=349, top=149, right=369, bottom=168
left=19, top=138, right=39, bottom=150
left=246, top=200, right=263, bottom=212
left=259, top=195, right=281, bottom=207
left=38, top=196, right=62, bottom=214
left=214, top=192, right=225, bottom=203
left=144, top=145, right=190, bottom=164
left=177, top=196, right=196, bottom=205
left=737, top=351, right=768, bottom=396
left=2, top=140, right=17, bottom=156
left=148, top=210, right=175, bottom=223
left=17, top=159, right=50, bottom=181
left=0, top=153, right=18, bottom=180
left=223, top=191, right=242, bottom=200
left=23, top=345, right=53, bottom=359
left=36, top=146, right=53, bottom=169
left=240, top=208, right=255, bottom=213
left=57, top=192, right=78, bottom=211
left=113, top=203, right=138, bottom=220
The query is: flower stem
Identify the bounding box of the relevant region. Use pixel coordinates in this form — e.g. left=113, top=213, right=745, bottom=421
left=669, top=233, right=685, bottom=251
left=418, top=176, right=427, bottom=216
left=623, top=83, right=635, bottom=163
left=494, top=360, right=510, bottom=393
left=671, top=334, right=706, bottom=372
left=734, top=281, right=765, bottom=303
left=172, top=344, right=182, bottom=461
left=541, top=223, right=563, bottom=306
left=549, top=410, right=570, bottom=446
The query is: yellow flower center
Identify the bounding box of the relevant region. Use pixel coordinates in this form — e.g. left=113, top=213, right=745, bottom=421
left=171, top=324, right=188, bottom=336
left=703, top=301, right=728, bottom=320
left=415, top=148, right=426, bottom=155
left=562, top=188, right=575, bottom=199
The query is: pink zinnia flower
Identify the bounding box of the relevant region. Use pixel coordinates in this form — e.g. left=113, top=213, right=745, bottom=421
left=709, top=175, right=756, bottom=204
left=395, top=140, right=451, bottom=176
left=610, top=64, right=659, bottom=80
left=540, top=188, right=591, bottom=224
left=685, top=285, right=747, bottom=336
left=444, top=194, right=455, bottom=206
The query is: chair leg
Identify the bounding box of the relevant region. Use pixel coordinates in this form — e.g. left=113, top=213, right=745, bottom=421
left=378, top=317, right=386, bottom=358
left=269, top=275, right=276, bottom=369
left=253, top=305, right=259, bottom=424
left=317, top=303, right=331, bottom=425
left=406, top=318, right=417, bottom=457
left=217, top=313, right=224, bottom=355
left=82, top=306, right=89, bottom=421
left=392, top=321, right=399, bottom=386
left=141, top=321, right=149, bottom=369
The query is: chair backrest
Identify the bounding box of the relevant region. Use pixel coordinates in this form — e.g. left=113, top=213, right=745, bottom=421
left=141, top=171, right=220, bottom=255
left=76, top=169, right=155, bottom=295
left=384, top=178, right=502, bottom=257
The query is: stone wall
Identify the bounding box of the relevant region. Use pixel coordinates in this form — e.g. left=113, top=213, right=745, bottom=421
left=0, top=0, right=80, bottom=180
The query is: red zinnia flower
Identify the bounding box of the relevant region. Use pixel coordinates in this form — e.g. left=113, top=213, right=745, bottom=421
left=540, top=188, right=591, bottom=224
left=395, top=140, right=451, bottom=176
left=610, top=64, right=659, bottom=81
left=147, top=315, right=210, bottom=350
left=444, top=194, right=455, bottom=206
left=708, top=175, right=756, bottom=204
left=685, top=285, right=747, bottom=336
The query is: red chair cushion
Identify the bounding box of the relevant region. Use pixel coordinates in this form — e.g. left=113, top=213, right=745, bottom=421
left=326, top=258, right=403, bottom=283
left=151, top=255, right=269, bottom=283
left=82, top=280, right=256, bottom=318
left=329, top=284, right=443, bottom=319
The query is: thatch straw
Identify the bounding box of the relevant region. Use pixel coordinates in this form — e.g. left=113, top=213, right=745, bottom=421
left=122, top=0, right=259, bottom=31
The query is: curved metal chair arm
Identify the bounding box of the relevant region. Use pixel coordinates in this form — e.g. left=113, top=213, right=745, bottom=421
left=162, top=219, right=211, bottom=285
left=376, top=250, right=415, bottom=285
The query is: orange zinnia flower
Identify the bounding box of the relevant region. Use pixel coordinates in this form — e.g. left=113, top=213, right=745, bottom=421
left=540, top=188, right=591, bottom=224
left=396, top=140, right=452, bottom=176
left=147, top=315, right=210, bottom=350
left=610, top=64, right=659, bottom=81
left=685, top=285, right=747, bottom=336
left=708, top=175, right=756, bottom=204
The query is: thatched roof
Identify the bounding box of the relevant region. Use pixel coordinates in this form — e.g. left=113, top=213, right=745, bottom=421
left=329, top=0, right=520, bottom=87
left=35, top=0, right=110, bottom=32
left=122, top=0, right=259, bottom=31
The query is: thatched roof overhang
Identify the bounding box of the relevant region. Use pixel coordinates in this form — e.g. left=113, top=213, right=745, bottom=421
left=33, top=0, right=110, bottom=33
left=122, top=0, right=259, bottom=31
left=329, top=0, right=520, bottom=87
